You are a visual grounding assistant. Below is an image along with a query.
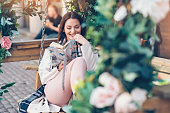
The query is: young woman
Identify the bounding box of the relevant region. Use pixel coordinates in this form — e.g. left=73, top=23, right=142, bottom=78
left=39, top=12, right=98, bottom=106
left=19, top=12, right=98, bottom=112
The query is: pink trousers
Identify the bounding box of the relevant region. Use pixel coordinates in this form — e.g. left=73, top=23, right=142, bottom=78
left=44, top=57, right=87, bottom=106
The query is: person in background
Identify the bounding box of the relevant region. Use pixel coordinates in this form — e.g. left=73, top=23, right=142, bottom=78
left=35, top=4, right=62, bottom=39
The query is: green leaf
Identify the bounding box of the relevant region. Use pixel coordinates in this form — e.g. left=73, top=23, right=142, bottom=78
left=62, top=106, right=72, bottom=113
left=4, top=90, right=8, bottom=93
left=6, top=20, right=13, bottom=25
left=107, top=25, right=119, bottom=40
left=127, top=34, right=140, bottom=51
left=1, top=86, right=7, bottom=89
left=5, top=82, right=15, bottom=87
left=125, top=62, right=141, bottom=73
left=0, top=90, right=3, bottom=96
left=0, top=69, right=3, bottom=73
left=123, top=72, right=138, bottom=82
left=95, top=0, right=116, bottom=19
left=1, top=17, right=6, bottom=26
left=123, top=17, right=135, bottom=34
left=150, top=32, right=160, bottom=42
left=5, top=50, right=12, bottom=57
left=11, top=30, right=19, bottom=35
left=71, top=100, right=92, bottom=113
left=133, top=19, right=147, bottom=34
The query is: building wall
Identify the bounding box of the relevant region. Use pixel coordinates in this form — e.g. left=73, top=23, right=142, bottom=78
left=157, top=10, right=170, bottom=59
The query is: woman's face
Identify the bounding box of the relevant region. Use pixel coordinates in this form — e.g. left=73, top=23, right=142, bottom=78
left=64, top=18, right=81, bottom=41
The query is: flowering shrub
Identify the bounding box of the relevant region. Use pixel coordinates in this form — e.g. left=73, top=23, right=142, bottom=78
left=1, top=37, right=12, bottom=50
left=62, top=0, right=170, bottom=113
left=0, top=0, right=42, bottom=72
left=0, top=0, right=42, bottom=100
left=130, top=0, right=169, bottom=23
left=90, top=72, right=122, bottom=108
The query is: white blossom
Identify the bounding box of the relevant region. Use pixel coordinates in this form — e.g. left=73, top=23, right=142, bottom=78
left=98, top=72, right=122, bottom=94
left=115, top=92, right=138, bottom=113
left=114, top=5, right=127, bottom=21
left=90, top=72, right=122, bottom=108
left=90, top=87, right=116, bottom=108
left=130, top=0, right=170, bottom=23
left=131, top=88, right=147, bottom=106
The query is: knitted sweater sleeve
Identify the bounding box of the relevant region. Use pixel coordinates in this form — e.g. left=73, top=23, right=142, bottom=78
left=81, top=42, right=98, bottom=71
left=38, top=49, right=59, bottom=84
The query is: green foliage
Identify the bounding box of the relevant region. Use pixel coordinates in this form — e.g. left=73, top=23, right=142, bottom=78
left=0, top=0, right=42, bottom=101
left=64, top=0, right=98, bottom=25
left=95, top=0, right=116, bottom=19
left=0, top=0, right=42, bottom=72
left=0, top=0, right=42, bottom=36
left=0, top=82, right=15, bottom=101
left=86, top=1, right=157, bottom=92
left=65, top=0, right=161, bottom=112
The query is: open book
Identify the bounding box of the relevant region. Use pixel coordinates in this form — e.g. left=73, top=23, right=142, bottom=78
left=49, top=40, right=71, bottom=49
left=48, top=39, right=77, bottom=90
left=48, top=39, right=77, bottom=67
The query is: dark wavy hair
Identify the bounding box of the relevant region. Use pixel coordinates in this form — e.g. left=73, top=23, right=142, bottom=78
left=58, top=12, right=86, bottom=44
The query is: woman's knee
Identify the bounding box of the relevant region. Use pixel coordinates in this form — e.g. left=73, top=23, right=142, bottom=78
left=75, top=57, right=86, bottom=63
left=74, top=57, right=87, bottom=67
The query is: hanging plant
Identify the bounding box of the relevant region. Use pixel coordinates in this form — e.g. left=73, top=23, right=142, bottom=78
left=63, top=0, right=170, bottom=113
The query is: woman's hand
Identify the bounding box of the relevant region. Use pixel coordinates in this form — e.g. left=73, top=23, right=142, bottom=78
left=58, top=60, right=71, bottom=71
left=73, top=34, right=89, bottom=45
left=58, top=61, right=64, bottom=71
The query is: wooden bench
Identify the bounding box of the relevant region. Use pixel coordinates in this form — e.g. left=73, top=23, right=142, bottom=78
left=152, top=57, right=170, bottom=79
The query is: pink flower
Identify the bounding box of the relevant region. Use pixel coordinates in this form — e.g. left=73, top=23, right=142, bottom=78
left=115, top=88, right=147, bottom=113
left=131, top=88, right=147, bottom=106
left=1, top=37, right=12, bottom=50
left=90, top=72, right=122, bottom=108
left=115, top=92, right=138, bottom=113
left=131, top=0, right=169, bottom=23
left=90, top=87, right=116, bottom=108
left=99, top=72, right=122, bottom=95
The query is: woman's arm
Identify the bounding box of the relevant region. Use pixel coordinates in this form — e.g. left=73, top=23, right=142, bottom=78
left=81, top=42, right=98, bottom=71
left=38, top=49, right=59, bottom=84
left=73, top=34, right=98, bottom=71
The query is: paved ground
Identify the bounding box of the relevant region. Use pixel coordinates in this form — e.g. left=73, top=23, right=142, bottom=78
left=0, top=61, right=37, bottom=113
left=0, top=29, right=37, bottom=113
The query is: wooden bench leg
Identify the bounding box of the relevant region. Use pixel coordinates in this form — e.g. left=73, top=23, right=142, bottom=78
left=36, top=71, right=42, bottom=90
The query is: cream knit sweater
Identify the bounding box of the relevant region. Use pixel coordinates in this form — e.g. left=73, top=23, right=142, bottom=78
left=38, top=42, right=98, bottom=84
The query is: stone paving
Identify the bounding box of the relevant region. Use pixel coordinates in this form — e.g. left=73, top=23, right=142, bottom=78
left=0, top=28, right=37, bottom=113
left=0, top=60, right=37, bottom=113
